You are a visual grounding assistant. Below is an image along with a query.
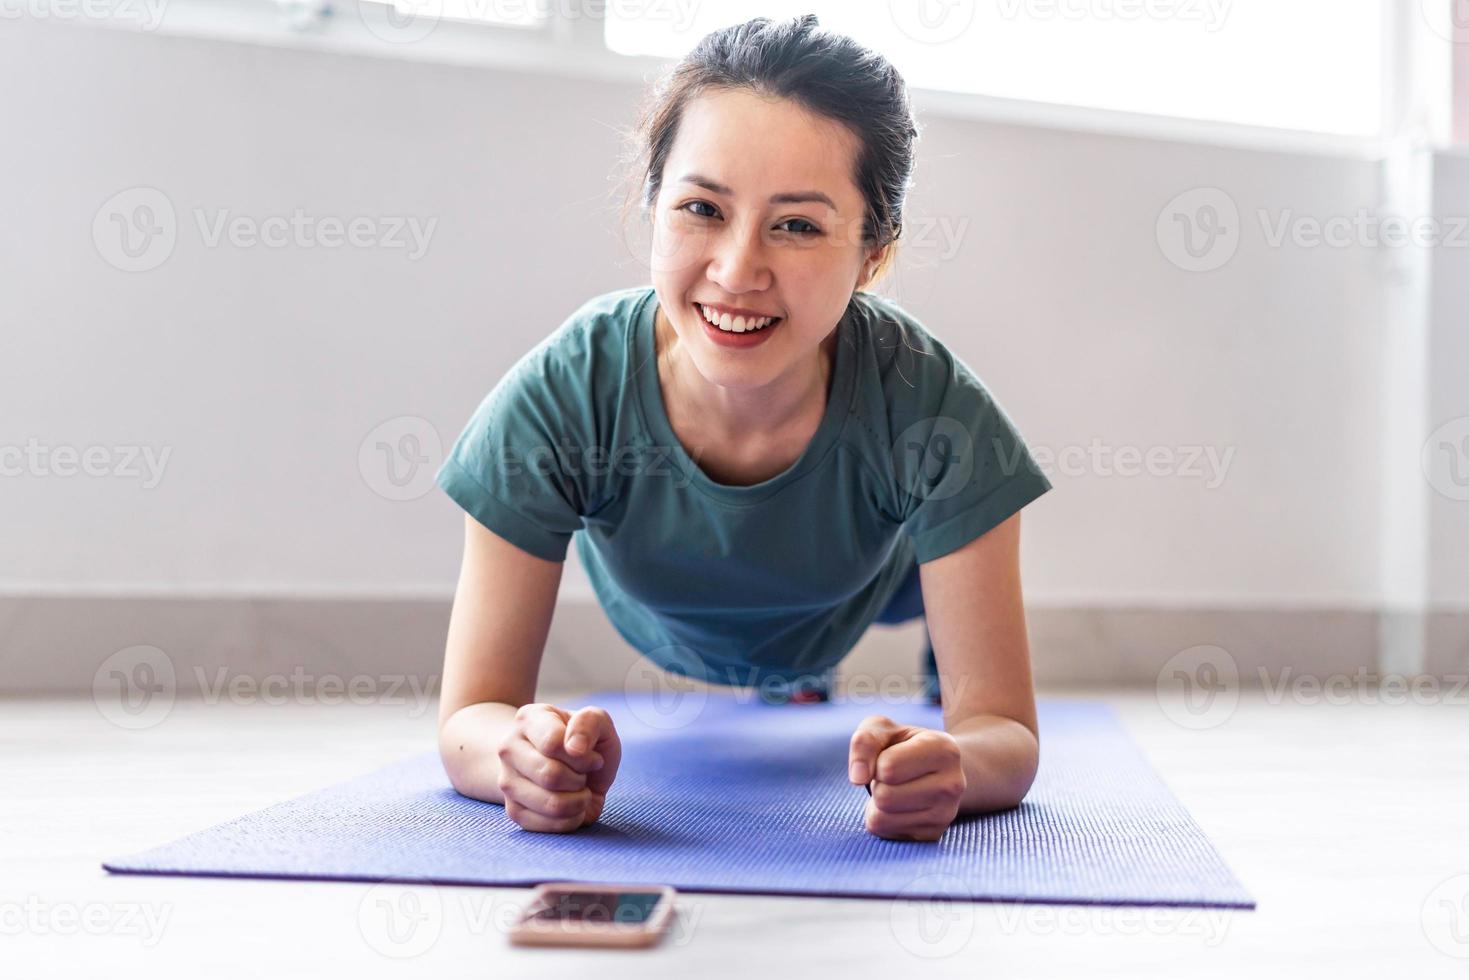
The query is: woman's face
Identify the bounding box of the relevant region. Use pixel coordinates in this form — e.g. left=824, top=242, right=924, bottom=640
left=650, top=88, right=884, bottom=391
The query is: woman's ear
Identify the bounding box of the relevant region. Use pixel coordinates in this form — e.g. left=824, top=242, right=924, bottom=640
left=857, top=242, right=892, bottom=291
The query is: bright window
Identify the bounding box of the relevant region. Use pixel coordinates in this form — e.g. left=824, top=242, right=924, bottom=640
left=386, top=0, right=545, bottom=29
left=605, top=0, right=1385, bottom=136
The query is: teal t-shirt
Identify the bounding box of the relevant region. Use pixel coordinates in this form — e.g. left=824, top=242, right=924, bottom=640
left=435, top=285, right=1051, bottom=692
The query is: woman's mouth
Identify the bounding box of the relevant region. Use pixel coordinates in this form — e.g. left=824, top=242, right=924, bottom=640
left=692, top=302, right=784, bottom=348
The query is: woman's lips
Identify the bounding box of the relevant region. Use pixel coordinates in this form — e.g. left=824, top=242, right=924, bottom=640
left=692, top=302, right=783, bottom=347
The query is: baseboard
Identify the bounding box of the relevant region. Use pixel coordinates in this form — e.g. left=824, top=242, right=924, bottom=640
left=4, top=594, right=1463, bottom=697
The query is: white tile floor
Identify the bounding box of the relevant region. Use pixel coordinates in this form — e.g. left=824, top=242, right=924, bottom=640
left=6, top=686, right=1468, bottom=978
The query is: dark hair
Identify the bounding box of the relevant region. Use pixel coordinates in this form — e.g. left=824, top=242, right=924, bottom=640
left=618, top=13, right=921, bottom=292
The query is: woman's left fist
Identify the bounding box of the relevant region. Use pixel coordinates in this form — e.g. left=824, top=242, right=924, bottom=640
left=848, top=715, right=966, bottom=842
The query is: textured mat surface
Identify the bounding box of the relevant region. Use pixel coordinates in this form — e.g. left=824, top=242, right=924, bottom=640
left=103, top=691, right=1254, bottom=908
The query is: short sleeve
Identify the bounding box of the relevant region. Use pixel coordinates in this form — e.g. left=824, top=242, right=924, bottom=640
left=891, top=347, right=1052, bottom=564
left=435, top=337, right=597, bottom=563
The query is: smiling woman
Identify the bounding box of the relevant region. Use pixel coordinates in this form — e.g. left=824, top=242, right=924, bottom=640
left=434, top=14, right=1052, bottom=841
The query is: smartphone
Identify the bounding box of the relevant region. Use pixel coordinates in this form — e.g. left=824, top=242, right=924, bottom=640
left=508, top=882, right=677, bottom=948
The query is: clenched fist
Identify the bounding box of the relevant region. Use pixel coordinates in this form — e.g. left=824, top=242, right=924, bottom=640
left=496, top=703, right=621, bottom=833
left=848, top=715, right=965, bottom=842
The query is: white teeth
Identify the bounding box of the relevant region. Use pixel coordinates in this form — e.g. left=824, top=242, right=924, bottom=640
left=699, top=304, right=776, bottom=333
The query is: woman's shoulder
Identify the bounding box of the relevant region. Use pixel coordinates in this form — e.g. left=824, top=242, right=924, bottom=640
left=529, top=284, right=652, bottom=363
left=848, top=290, right=978, bottom=402
left=498, top=284, right=651, bottom=398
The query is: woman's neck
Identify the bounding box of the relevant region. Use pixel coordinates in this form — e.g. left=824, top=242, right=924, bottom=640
left=655, top=304, right=836, bottom=445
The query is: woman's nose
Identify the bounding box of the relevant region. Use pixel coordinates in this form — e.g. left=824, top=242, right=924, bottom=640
left=708, top=221, right=771, bottom=294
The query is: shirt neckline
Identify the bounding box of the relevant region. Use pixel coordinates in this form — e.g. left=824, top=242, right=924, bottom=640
left=630, top=286, right=858, bottom=506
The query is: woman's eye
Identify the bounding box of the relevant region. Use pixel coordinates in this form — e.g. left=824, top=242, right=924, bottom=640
left=676, top=202, right=819, bottom=237
left=778, top=218, right=820, bottom=236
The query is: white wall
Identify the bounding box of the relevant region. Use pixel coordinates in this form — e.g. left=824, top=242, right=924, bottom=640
left=1430, top=151, right=1469, bottom=607
left=0, top=15, right=1452, bottom=612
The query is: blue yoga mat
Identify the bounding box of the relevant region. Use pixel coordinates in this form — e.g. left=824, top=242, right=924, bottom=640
left=103, top=691, right=1254, bottom=908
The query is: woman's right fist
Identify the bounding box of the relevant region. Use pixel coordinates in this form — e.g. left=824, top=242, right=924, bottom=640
left=496, top=703, right=621, bottom=832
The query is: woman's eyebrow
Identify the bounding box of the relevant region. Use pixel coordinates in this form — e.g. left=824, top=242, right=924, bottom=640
left=676, top=172, right=836, bottom=210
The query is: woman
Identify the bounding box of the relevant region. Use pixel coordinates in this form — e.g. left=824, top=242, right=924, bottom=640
left=435, top=15, right=1051, bottom=843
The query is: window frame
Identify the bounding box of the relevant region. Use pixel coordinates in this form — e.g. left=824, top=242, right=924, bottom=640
left=64, top=0, right=1460, bottom=158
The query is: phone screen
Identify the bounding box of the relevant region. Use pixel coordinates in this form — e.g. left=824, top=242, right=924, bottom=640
left=523, top=890, right=662, bottom=926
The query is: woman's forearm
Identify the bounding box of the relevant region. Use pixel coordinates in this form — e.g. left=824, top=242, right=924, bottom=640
left=947, top=713, right=1040, bottom=816
left=438, top=700, right=521, bottom=804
